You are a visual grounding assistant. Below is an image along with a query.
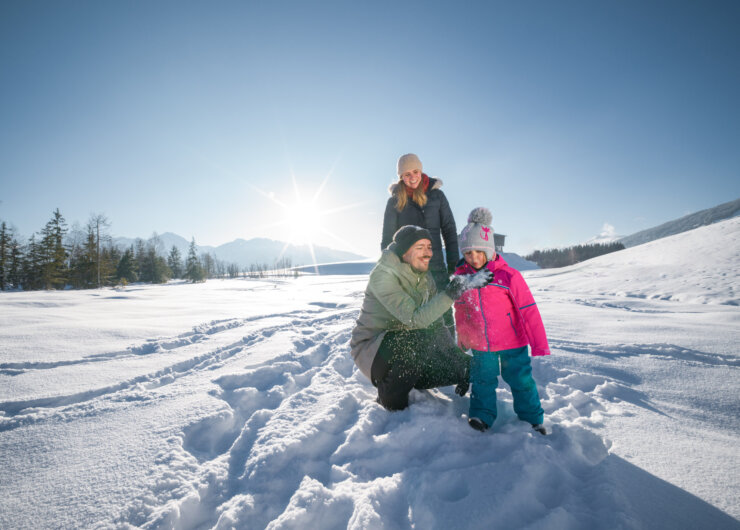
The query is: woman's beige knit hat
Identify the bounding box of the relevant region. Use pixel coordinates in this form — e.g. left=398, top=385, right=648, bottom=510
left=397, top=153, right=423, bottom=177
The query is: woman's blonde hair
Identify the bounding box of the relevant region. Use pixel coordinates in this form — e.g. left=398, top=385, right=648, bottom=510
left=394, top=179, right=428, bottom=212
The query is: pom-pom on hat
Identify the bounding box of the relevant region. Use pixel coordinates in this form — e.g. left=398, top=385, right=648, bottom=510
left=397, top=153, right=423, bottom=177
left=388, top=225, right=432, bottom=258
left=459, top=207, right=496, bottom=261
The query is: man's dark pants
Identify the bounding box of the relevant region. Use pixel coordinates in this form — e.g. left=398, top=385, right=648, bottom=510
left=371, top=327, right=470, bottom=410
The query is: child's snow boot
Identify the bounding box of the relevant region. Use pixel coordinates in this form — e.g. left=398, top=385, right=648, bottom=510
left=468, top=417, right=489, bottom=432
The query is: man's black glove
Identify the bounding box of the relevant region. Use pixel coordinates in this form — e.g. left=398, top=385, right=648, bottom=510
left=445, top=269, right=493, bottom=300
left=455, top=360, right=470, bottom=396
left=455, top=381, right=469, bottom=396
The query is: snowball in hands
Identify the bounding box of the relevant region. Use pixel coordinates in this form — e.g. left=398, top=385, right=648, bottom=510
left=445, top=269, right=493, bottom=299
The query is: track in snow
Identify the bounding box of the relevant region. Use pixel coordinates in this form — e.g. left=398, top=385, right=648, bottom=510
left=106, top=304, right=738, bottom=529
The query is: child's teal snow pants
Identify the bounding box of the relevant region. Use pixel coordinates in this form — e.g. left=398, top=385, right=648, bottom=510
left=469, top=346, right=544, bottom=427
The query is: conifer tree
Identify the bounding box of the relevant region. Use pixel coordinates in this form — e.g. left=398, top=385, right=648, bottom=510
left=167, top=245, right=184, bottom=279
left=116, top=246, right=137, bottom=284
left=0, top=221, right=8, bottom=290
left=24, top=234, right=43, bottom=290
left=133, top=239, right=147, bottom=281
left=138, top=235, right=170, bottom=284
left=8, top=236, right=23, bottom=290
left=39, top=209, right=68, bottom=289
left=185, top=238, right=205, bottom=282
left=150, top=250, right=171, bottom=284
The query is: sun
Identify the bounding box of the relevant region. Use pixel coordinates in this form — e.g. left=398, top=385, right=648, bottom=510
left=284, top=198, right=324, bottom=243
left=249, top=168, right=367, bottom=267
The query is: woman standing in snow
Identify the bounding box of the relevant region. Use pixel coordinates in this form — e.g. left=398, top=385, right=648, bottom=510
left=381, top=153, right=459, bottom=333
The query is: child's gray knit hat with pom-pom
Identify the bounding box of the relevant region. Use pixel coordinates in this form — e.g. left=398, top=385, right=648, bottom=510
left=459, top=207, right=496, bottom=261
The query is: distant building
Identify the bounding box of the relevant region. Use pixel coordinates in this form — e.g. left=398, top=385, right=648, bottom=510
left=495, top=233, right=506, bottom=253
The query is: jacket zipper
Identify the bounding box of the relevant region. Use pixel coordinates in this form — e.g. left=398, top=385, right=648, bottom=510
left=507, top=312, right=518, bottom=337
left=478, top=288, right=492, bottom=351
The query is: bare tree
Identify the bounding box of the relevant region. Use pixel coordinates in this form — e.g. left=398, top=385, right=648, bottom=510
left=88, top=214, right=111, bottom=288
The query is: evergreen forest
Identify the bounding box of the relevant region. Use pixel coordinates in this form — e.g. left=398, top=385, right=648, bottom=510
left=0, top=209, right=295, bottom=291
left=525, top=242, right=626, bottom=269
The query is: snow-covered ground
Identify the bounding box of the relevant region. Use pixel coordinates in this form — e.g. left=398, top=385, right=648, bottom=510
left=1, top=218, right=739, bottom=529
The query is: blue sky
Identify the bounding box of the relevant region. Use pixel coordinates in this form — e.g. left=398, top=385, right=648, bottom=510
left=1, top=0, right=739, bottom=259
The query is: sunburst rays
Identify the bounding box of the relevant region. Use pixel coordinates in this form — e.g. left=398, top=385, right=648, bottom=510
left=248, top=169, right=366, bottom=273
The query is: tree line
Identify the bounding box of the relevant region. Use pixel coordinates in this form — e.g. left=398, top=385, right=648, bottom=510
left=524, top=242, right=625, bottom=269
left=0, top=209, right=299, bottom=291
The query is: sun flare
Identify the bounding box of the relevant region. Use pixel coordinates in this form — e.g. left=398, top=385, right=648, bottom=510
left=249, top=168, right=367, bottom=267
left=285, top=199, right=324, bottom=243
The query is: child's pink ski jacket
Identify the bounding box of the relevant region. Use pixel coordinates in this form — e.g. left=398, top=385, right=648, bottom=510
left=454, top=255, right=550, bottom=356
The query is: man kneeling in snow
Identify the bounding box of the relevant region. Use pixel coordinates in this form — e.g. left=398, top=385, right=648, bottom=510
left=350, top=225, right=493, bottom=410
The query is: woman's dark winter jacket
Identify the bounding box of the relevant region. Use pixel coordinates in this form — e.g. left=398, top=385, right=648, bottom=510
left=381, top=176, right=459, bottom=274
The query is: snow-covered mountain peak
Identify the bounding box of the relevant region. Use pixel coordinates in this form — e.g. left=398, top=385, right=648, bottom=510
left=584, top=222, right=624, bottom=245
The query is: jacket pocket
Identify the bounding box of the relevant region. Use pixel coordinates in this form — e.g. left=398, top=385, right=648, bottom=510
left=507, top=313, right=518, bottom=337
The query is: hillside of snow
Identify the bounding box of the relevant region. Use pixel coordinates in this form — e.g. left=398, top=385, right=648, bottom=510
left=619, top=197, right=740, bottom=248
left=1, top=218, right=738, bottom=529
left=528, top=216, right=739, bottom=306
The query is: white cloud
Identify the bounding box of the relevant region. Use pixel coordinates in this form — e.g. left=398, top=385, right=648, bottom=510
left=599, top=222, right=616, bottom=237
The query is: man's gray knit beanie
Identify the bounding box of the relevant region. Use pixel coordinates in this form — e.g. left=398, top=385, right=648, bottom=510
left=459, top=207, right=496, bottom=261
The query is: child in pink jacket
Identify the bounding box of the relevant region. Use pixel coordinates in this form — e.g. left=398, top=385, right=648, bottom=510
left=454, top=207, right=550, bottom=434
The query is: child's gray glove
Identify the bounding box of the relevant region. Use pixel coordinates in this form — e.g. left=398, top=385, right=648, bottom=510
left=445, top=269, right=493, bottom=300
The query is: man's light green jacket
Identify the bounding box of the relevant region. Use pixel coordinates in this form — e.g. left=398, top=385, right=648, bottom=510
left=350, top=250, right=455, bottom=379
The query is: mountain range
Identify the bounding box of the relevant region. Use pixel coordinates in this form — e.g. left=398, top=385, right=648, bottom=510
left=113, top=233, right=367, bottom=268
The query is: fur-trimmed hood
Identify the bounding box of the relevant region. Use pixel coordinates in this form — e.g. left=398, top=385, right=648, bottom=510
left=388, top=174, right=443, bottom=195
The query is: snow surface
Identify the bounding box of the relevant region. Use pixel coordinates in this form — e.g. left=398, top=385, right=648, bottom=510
left=1, top=219, right=739, bottom=529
